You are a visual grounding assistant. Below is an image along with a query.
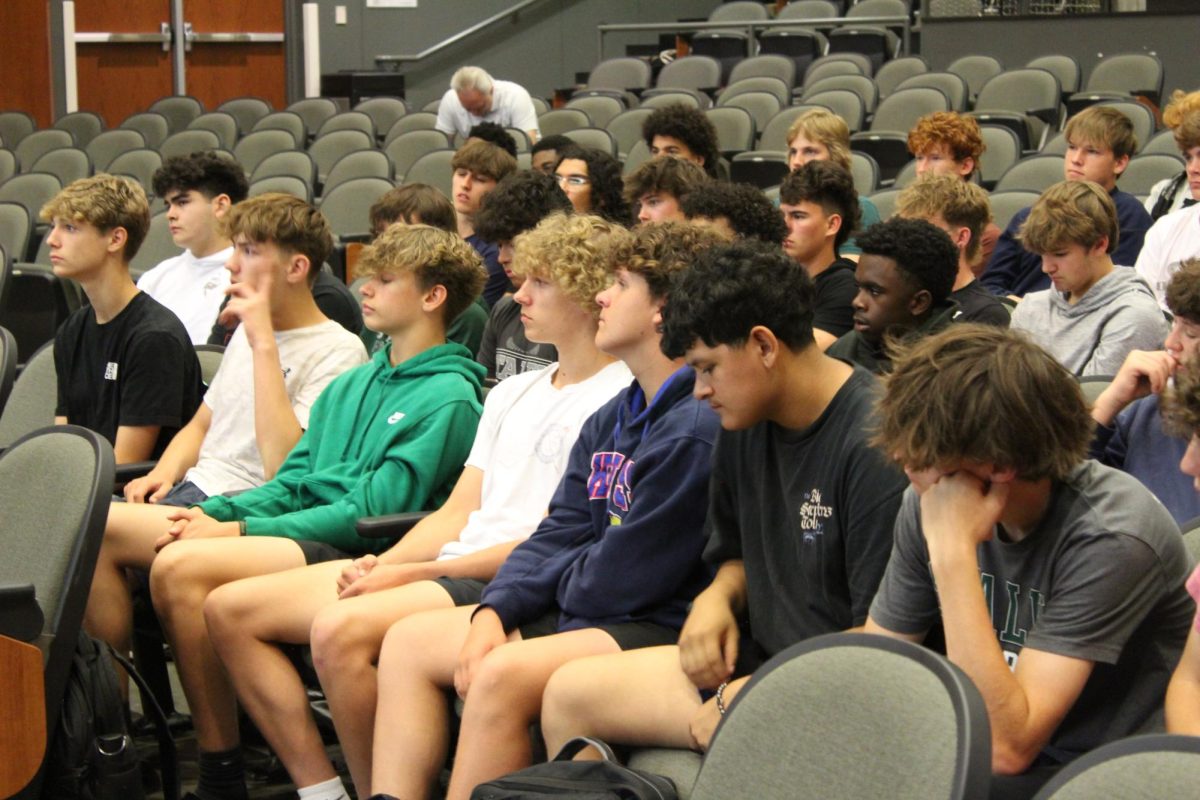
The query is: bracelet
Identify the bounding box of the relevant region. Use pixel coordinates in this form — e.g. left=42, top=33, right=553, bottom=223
left=715, top=681, right=729, bottom=715
left=238, top=520, right=247, bottom=536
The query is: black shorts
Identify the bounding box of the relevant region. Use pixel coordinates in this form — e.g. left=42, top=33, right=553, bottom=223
left=295, top=540, right=352, bottom=565
left=434, top=576, right=487, bottom=606
left=518, top=610, right=679, bottom=651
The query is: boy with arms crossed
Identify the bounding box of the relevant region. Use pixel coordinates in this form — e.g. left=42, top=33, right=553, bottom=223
left=203, top=213, right=633, bottom=800
left=866, top=325, right=1192, bottom=799
left=540, top=240, right=907, bottom=760
left=364, top=222, right=724, bottom=800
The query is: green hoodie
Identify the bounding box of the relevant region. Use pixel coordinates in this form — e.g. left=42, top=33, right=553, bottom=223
left=200, top=342, right=485, bottom=553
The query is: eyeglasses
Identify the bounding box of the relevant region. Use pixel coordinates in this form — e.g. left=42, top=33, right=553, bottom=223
left=555, top=174, right=590, bottom=187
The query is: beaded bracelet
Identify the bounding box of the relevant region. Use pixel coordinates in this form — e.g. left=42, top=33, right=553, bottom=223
left=715, top=681, right=729, bottom=715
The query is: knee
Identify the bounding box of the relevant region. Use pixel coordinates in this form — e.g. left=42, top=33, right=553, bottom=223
left=310, top=604, right=369, bottom=674
left=542, top=662, right=589, bottom=733
left=203, top=583, right=246, bottom=645
left=468, top=646, right=527, bottom=703
left=148, top=544, right=203, bottom=614
left=376, top=616, right=425, bottom=674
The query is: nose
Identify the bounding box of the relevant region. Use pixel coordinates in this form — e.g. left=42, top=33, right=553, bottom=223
left=851, top=289, right=868, bottom=311
left=638, top=205, right=651, bottom=223
left=513, top=280, right=531, bottom=305
left=595, top=285, right=612, bottom=308
left=1180, top=436, right=1200, bottom=488
left=692, top=379, right=713, bottom=400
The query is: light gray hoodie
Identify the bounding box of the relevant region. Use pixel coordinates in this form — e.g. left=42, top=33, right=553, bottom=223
left=1011, top=267, right=1168, bottom=376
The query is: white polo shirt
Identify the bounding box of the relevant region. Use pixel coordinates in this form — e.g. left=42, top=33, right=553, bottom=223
left=435, top=79, right=540, bottom=139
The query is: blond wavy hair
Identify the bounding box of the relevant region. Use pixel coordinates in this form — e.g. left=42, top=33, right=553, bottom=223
left=40, top=174, right=150, bottom=261
left=510, top=212, right=633, bottom=317
left=1018, top=180, right=1118, bottom=255
left=1164, top=89, right=1200, bottom=152
left=895, top=174, right=992, bottom=263
left=786, top=109, right=852, bottom=172
left=222, top=193, right=333, bottom=285
left=625, top=221, right=730, bottom=300
left=1065, top=105, right=1138, bottom=160
left=357, top=223, right=485, bottom=324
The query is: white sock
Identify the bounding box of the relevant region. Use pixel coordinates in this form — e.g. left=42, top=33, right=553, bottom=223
left=297, top=776, right=349, bottom=800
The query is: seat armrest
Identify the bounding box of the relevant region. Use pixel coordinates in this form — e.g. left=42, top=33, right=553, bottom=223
left=115, top=460, right=157, bottom=484
left=355, top=511, right=430, bottom=539
left=0, top=584, right=44, bottom=643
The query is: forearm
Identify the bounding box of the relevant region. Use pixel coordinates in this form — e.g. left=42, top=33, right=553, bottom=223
left=153, top=413, right=209, bottom=480
left=932, top=548, right=1038, bottom=773
left=251, top=338, right=303, bottom=479
left=699, top=561, right=748, bottom=617
left=1166, top=629, right=1200, bottom=736
left=377, top=505, right=474, bottom=565
left=434, top=539, right=522, bottom=582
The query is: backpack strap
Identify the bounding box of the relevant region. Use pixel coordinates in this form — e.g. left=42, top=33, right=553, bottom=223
left=107, top=645, right=181, bottom=800
left=552, top=736, right=620, bottom=763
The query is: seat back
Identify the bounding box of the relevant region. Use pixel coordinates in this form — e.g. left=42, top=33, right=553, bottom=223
left=234, top=129, right=299, bottom=176
left=0, top=325, right=14, bottom=416
left=586, top=57, right=653, bottom=91
left=52, top=111, right=105, bottom=148
left=874, top=55, right=929, bottom=99
left=639, top=91, right=705, bottom=110
left=975, top=68, right=1062, bottom=145
left=248, top=175, right=311, bottom=202
left=353, top=97, right=408, bottom=141
left=128, top=210, right=181, bottom=275
left=385, top=129, right=451, bottom=180
left=158, top=129, right=221, bottom=162
left=1027, top=54, right=1080, bottom=98
left=622, top=139, right=653, bottom=176
left=717, top=92, right=782, bottom=140
left=895, top=71, right=969, bottom=112
left=870, top=87, right=950, bottom=133
left=803, top=89, right=866, bottom=132
left=0, top=343, right=56, bottom=447
left=215, top=96, right=273, bottom=136
left=946, top=55, right=1003, bottom=104
left=147, top=95, right=204, bottom=134
left=319, top=177, right=398, bottom=240
left=1121, top=154, right=1186, bottom=197
left=709, top=0, right=770, bottom=23
left=655, top=56, right=722, bottom=92
left=0, top=112, right=36, bottom=148
left=250, top=111, right=307, bottom=148
left=119, top=112, right=170, bottom=149
left=316, top=111, right=377, bottom=141
left=721, top=76, right=791, bottom=107
left=563, top=128, right=618, bottom=157
left=323, top=149, right=393, bottom=195
left=706, top=107, right=756, bottom=156
left=383, top=112, right=440, bottom=145
left=606, top=109, right=654, bottom=159
left=778, top=0, right=839, bottom=21
left=0, top=202, right=31, bottom=266
left=1142, top=129, right=1181, bottom=157
left=691, top=633, right=991, bottom=800
left=802, top=74, right=879, bottom=114
left=978, top=125, right=1022, bottom=189
left=564, top=96, right=625, bottom=130
left=994, top=155, right=1066, bottom=193
left=14, top=130, right=74, bottom=172
left=187, top=112, right=240, bottom=149
left=988, top=189, right=1040, bottom=229
left=1098, top=100, right=1156, bottom=152
left=1031, top=734, right=1200, bottom=799
left=0, top=174, right=62, bottom=230
left=194, top=343, right=225, bottom=386
left=286, top=97, right=339, bottom=141
left=805, top=54, right=872, bottom=85
left=760, top=105, right=826, bottom=152
left=30, top=148, right=92, bottom=186
left=0, top=149, right=15, bottom=185
left=107, top=149, right=163, bottom=194
left=85, top=129, right=145, bottom=172
left=402, top=149, right=456, bottom=198
left=537, top=109, right=592, bottom=138
left=849, top=151, right=879, bottom=195
left=868, top=186, right=903, bottom=220
left=307, top=129, right=373, bottom=186
left=1085, top=53, right=1164, bottom=105
left=728, top=55, right=797, bottom=91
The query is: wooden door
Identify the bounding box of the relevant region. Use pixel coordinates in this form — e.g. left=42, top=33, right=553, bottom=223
left=183, top=4, right=286, bottom=112
left=0, top=1, right=54, bottom=128
left=75, top=0, right=173, bottom=127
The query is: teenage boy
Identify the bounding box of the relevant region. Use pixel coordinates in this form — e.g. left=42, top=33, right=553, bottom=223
left=983, top=105, right=1152, bottom=297
left=866, top=324, right=1192, bottom=798
left=85, top=192, right=368, bottom=674
left=624, top=153, right=710, bottom=225
left=643, top=103, right=723, bottom=178
left=1089, top=258, right=1200, bottom=524
left=451, top=139, right=518, bottom=306
left=1135, top=90, right=1200, bottom=309
left=541, top=240, right=907, bottom=760
left=365, top=222, right=724, bottom=800
left=139, top=151, right=249, bottom=343
left=473, top=170, right=573, bottom=383
left=1010, top=180, right=1167, bottom=376
left=827, top=217, right=959, bottom=373
left=142, top=224, right=486, bottom=800
left=43, top=174, right=202, bottom=463
left=204, top=212, right=634, bottom=800
left=895, top=174, right=1009, bottom=326
left=778, top=161, right=861, bottom=349
left=907, top=111, right=1001, bottom=268
left=530, top=134, right=574, bottom=175
left=681, top=180, right=787, bottom=245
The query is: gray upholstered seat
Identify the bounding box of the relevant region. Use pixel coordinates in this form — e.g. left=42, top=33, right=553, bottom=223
left=1031, top=734, right=1200, bottom=799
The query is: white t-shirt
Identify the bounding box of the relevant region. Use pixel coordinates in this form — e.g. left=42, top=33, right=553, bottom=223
left=185, top=320, right=368, bottom=495
left=1134, top=204, right=1200, bottom=310
left=137, top=246, right=233, bottom=344
left=437, top=360, right=631, bottom=560
left=435, top=79, right=540, bottom=139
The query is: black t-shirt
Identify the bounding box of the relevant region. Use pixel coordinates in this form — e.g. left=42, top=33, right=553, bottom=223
left=55, top=291, right=203, bottom=458
left=476, top=295, right=557, bottom=383
left=951, top=280, right=1010, bottom=327
left=704, top=367, right=907, bottom=657
left=812, top=258, right=856, bottom=339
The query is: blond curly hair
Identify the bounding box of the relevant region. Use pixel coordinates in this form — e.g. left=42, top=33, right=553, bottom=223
left=357, top=223, right=486, bottom=324
left=510, top=212, right=633, bottom=317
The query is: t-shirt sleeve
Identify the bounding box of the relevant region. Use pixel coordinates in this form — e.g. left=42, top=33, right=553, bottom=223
left=841, top=445, right=907, bottom=625
left=510, top=88, right=540, bottom=135
left=118, top=330, right=198, bottom=428
left=288, top=336, right=369, bottom=429
left=435, top=90, right=457, bottom=134
left=813, top=268, right=856, bottom=338
left=701, top=431, right=742, bottom=566
left=867, top=489, right=940, bottom=635
left=1025, top=532, right=1179, bottom=665
left=463, top=371, right=517, bottom=470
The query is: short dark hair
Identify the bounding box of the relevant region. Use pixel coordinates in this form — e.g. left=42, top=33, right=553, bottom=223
left=473, top=170, right=573, bottom=243
left=555, top=144, right=632, bottom=225
left=661, top=240, right=816, bottom=359
left=779, top=161, right=861, bottom=250
left=369, top=183, right=457, bottom=235
left=681, top=181, right=786, bottom=245
left=451, top=139, right=518, bottom=182
left=468, top=121, right=518, bottom=158
left=642, top=104, right=721, bottom=178
left=152, top=150, right=249, bottom=203
left=857, top=217, right=957, bottom=305
left=1167, top=258, right=1200, bottom=323
left=623, top=156, right=710, bottom=207
left=531, top=134, right=573, bottom=157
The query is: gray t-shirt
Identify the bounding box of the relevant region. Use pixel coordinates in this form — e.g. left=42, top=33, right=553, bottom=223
left=870, top=460, right=1192, bottom=763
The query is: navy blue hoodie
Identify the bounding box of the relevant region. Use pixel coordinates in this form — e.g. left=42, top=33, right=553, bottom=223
left=479, top=366, right=720, bottom=634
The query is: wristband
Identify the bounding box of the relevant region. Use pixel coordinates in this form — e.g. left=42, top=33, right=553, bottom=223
left=238, top=520, right=247, bottom=536
left=715, top=681, right=729, bottom=715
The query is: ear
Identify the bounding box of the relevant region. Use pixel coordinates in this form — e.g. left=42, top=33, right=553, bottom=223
left=825, top=211, right=843, bottom=239
left=286, top=252, right=311, bottom=285
left=748, top=325, right=780, bottom=367
left=650, top=295, right=666, bottom=329
left=908, top=288, right=933, bottom=317
left=422, top=283, right=449, bottom=313
left=211, top=193, right=233, bottom=218
left=951, top=225, right=972, bottom=253
left=106, top=225, right=128, bottom=254
left=1112, top=152, right=1131, bottom=177
left=987, top=465, right=1018, bottom=484
left=1089, top=236, right=1110, bottom=258
left=958, top=157, right=976, bottom=178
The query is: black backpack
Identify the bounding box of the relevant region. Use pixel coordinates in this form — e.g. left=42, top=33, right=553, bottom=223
left=41, top=631, right=179, bottom=800
left=470, top=737, right=678, bottom=800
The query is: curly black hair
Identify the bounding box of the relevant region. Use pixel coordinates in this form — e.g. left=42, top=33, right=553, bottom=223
left=856, top=217, right=958, bottom=305
left=473, top=169, right=573, bottom=243
left=152, top=150, right=249, bottom=203
left=531, top=134, right=574, bottom=157
left=642, top=104, right=722, bottom=179
left=661, top=239, right=816, bottom=359
left=681, top=181, right=786, bottom=245
left=779, top=161, right=861, bottom=251
left=554, top=144, right=632, bottom=226
left=467, top=121, right=518, bottom=158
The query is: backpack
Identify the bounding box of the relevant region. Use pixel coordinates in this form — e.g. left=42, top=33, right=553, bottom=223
left=470, top=737, right=678, bottom=800
left=41, top=630, right=179, bottom=800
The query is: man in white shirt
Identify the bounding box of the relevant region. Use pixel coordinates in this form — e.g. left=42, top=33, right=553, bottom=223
left=137, top=151, right=249, bottom=343
left=435, top=65, right=540, bottom=144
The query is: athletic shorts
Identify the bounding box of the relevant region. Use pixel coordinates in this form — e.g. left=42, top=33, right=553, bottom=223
left=518, top=610, right=679, bottom=651
left=295, top=540, right=352, bottom=565
left=433, top=576, right=488, bottom=606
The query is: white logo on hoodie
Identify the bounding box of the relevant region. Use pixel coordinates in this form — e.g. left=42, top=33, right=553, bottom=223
left=388, top=411, right=406, bottom=424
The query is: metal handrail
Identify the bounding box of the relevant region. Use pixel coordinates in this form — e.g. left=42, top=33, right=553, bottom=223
left=596, top=15, right=913, bottom=61
left=375, top=0, right=551, bottom=67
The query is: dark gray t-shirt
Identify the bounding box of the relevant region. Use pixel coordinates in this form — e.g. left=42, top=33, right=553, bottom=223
left=870, top=460, right=1193, bottom=763
left=476, top=296, right=557, bottom=384
left=705, top=367, right=907, bottom=657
